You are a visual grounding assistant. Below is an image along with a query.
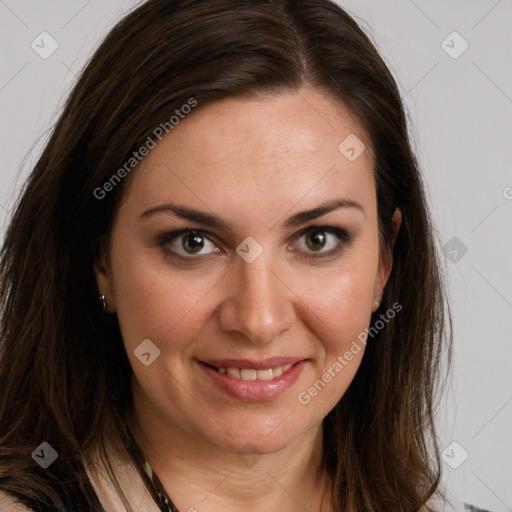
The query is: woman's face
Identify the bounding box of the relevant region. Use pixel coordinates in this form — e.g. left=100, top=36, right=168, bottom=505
left=95, top=87, right=400, bottom=455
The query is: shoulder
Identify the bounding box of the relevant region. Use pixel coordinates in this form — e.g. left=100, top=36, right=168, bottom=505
left=85, top=443, right=161, bottom=512
left=0, top=490, right=34, bottom=511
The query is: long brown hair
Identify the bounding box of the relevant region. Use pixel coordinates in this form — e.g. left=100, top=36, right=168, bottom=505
left=0, top=1, right=452, bottom=510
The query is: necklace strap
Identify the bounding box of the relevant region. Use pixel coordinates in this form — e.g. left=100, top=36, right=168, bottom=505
left=124, top=427, right=180, bottom=512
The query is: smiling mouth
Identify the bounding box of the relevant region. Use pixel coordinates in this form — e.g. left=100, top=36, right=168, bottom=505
left=202, top=362, right=297, bottom=381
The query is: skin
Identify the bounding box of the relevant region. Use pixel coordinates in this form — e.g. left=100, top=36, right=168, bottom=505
left=94, top=86, right=402, bottom=512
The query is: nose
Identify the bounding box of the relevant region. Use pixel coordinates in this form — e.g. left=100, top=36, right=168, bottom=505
left=217, top=249, right=295, bottom=345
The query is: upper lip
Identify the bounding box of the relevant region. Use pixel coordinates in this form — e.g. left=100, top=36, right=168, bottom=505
left=198, top=357, right=306, bottom=370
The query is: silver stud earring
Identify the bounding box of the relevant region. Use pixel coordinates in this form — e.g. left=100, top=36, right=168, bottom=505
left=99, top=294, right=107, bottom=312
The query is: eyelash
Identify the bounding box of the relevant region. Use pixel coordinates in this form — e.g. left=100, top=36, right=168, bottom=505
left=156, top=225, right=352, bottom=263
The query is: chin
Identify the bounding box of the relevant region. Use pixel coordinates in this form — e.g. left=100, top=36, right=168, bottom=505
left=204, top=415, right=317, bottom=457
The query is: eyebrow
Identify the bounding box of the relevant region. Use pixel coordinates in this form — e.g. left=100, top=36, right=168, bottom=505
left=140, top=198, right=365, bottom=230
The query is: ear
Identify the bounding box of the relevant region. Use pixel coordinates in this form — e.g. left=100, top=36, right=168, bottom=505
left=93, top=247, right=116, bottom=313
left=373, top=207, right=402, bottom=308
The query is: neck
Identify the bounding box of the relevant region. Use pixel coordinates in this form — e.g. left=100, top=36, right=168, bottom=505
left=128, top=384, right=333, bottom=512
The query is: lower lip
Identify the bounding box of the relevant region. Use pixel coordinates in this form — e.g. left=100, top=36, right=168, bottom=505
left=198, top=360, right=307, bottom=402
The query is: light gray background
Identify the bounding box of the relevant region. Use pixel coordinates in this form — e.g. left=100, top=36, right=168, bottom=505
left=0, top=1, right=511, bottom=511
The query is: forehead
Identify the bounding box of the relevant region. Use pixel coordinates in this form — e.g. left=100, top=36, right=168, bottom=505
left=120, top=88, right=376, bottom=227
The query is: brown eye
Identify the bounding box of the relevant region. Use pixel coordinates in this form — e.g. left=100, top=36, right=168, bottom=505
left=182, top=231, right=206, bottom=253
left=159, top=229, right=219, bottom=258
left=305, top=230, right=327, bottom=251
left=294, top=226, right=352, bottom=259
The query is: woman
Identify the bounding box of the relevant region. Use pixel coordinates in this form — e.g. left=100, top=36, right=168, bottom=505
left=0, top=0, right=453, bottom=511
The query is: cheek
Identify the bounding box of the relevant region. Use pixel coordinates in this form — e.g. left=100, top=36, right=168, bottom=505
left=111, top=248, right=223, bottom=352
left=297, top=264, right=375, bottom=349
left=291, top=275, right=373, bottom=412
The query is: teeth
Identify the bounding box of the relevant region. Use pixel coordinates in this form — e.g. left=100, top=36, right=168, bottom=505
left=217, top=363, right=294, bottom=381
left=240, top=369, right=257, bottom=381
left=227, top=367, right=240, bottom=379
left=256, top=368, right=274, bottom=381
